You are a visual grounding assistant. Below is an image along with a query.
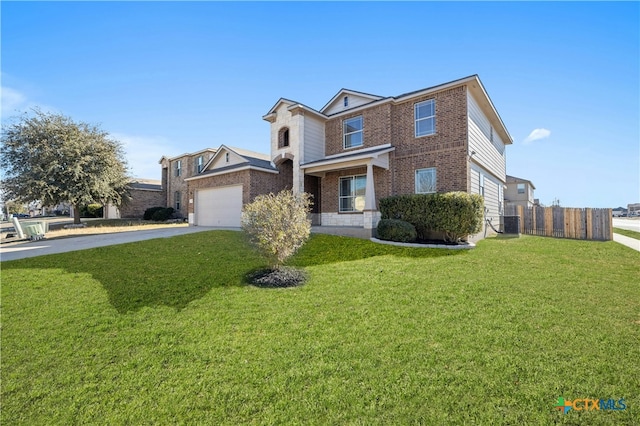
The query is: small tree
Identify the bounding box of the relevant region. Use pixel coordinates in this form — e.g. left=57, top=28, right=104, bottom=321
left=1, top=109, right=130, bottom=224
left=241, top=190, right=312, bottom=269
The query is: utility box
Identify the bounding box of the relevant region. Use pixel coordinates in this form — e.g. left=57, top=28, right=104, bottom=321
left=503, top=215, right=521, bottom=235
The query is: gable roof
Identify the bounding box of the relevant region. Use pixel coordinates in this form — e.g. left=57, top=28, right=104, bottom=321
left=319, top=88, right=384, bottom=114
left=262, top=75, right=512, bottom=145
left=506, top=175, right=536, bottom=189
left=196, top=144, right=276, bottom=177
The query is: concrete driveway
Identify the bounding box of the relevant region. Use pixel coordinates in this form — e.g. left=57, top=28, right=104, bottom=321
left=0, top=226, right=221, bottom=262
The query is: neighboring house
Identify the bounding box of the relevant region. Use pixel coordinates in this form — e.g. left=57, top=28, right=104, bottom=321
left=628, top=203, right=640, bottom=216
left=505, top=175, right=536, bottom=208
left=159, top=148, right=217, bottom=218
left=179, top=74, right=512, bottom=239
left=104, top=179, right=164, bottom=219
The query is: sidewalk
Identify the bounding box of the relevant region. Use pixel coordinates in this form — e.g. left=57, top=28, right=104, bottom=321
left=0, top=226, right=218, bottom=262
left=613, top=233, right=640, bottom=252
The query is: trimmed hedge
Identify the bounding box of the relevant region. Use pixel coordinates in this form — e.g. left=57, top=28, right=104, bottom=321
left=377, top=219, right=417, bottom=243
left=379, top=192, right=484, bottom=242
left=143, top=206, right=165, bottom=221
left=151, top=207, right=175, bottom=222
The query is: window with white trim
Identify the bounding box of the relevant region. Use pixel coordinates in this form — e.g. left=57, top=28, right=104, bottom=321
left=479, top=173, right=485, bottom=197
left=343, top=116, right=363, bottom=149
left=225, top=152, right=230, bottom=163
left=517, top=183, right=525, bottom=194
left=196, top=155, right=204, bottom=173
left=339, top=175, right=366, bottom=212
left=175, top=160, right=182, bottom=177
left=415, top=99, right=436, bottom=137
left=415, top=168, right=436, bottom=194
left=344, top=96, right=349, bottom=107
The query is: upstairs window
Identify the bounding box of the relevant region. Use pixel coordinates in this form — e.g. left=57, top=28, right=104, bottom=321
left=225, top=152, right=230, bottom=163
left=415, top=168, right=437, bottom=194
left=278, top=127, right=290, bottom=148
left=517, top=183, right=525, bottom=194
left=344, top=96, right=349, bottom=107
left=175, top=160, right=182, bottom=177
left=339, top=175, right=366, bottom=212
left=415, top=99, right=436, bottom=137
left=343, top=116, right=363, bottom=149
left=196, top=155, right=204, bottom=173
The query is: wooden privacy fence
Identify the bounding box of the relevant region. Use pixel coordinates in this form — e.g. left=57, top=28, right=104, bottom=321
left=504, top=206, right=612, bottom=241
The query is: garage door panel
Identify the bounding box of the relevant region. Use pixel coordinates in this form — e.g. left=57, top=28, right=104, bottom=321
left=195, top=185, right=242, bottom=227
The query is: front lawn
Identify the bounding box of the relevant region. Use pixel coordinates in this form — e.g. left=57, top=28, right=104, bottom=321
left=2, top=232, right=639, bottom=424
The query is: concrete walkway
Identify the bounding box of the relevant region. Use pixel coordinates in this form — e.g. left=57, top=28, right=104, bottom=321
left=613, top=233, right=640, bottom=252
left=0, top=226, right=219, bottom=262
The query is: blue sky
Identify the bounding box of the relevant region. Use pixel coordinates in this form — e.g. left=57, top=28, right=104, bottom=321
left=2, top=1, right=638, bottom=208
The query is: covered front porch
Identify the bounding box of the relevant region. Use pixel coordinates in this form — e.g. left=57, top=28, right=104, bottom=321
left=301, top=144, right=394, bottom=231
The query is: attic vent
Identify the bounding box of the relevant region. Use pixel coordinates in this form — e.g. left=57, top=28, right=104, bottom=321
left=344, top=96, right=349, bottom=107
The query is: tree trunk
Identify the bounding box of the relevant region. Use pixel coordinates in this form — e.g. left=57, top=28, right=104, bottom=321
left=73, top=205, right=81, bottom=225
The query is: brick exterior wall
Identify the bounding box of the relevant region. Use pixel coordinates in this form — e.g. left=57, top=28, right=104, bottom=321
left=164, top=151, right=216, bottom=216
left=187, top=161, right=293, bottom=214
left=320, top=85, right=469, bottom=216
left=120, top=189, right=165, bottom=218
left=325, top=103, right=392, bottom=156
left=389, top=86, right=469, bottom=195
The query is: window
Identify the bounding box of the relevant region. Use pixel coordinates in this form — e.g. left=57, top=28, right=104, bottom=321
left=175, top=160, right=182, bottom=177
left=196, top=155, right=204, bottom=173
left=415, top=168, right=436, bottom=194
left=278, top=127, right=290, bottom=148
left=415, top=99, right=436, bottom=137
left=479, top=173, right=485, bottom=197
left=225, top=152, right=230, bottom=163
left=343, top=116, right=363, bottom=149
left=175, top=191, right=181, bottom=211
left=344, top=96, right=349, bottom=107
left=339, top=175, right=366, bottom=212
left=517, top=183, right=525, bottom=194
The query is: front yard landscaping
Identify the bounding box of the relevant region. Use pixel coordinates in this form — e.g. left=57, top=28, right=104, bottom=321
left=2, top=232, right=639, bottom=424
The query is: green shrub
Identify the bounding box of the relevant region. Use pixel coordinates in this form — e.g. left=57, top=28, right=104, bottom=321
left=80, top=203, right=104, bottom=218
left=241, top=190, right=312, bottom=268
left=151, top=207, right=175, bottom=222
left=379, top=192, right=484, bottom=242
left=377, top=219, right=417, bottom=243
left=144, top=206, right=165, bottom=220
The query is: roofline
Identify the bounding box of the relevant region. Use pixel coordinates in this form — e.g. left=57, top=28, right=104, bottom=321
left=159, top=148, right=217, bottom=163
left=506, top=175, right=536, bottom=189
left=301, top=144, right=395, bottom=169
left=320, top=88, right=383, bottom=113
left=184, top=165, right=279, bottom=181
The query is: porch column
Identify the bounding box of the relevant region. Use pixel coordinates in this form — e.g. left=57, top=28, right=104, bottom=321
left=363, top=162, right=379, bottom=231
left=364, top=162, right=376, bottom=211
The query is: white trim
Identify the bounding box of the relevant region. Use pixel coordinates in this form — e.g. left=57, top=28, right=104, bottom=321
left=343, top=116, right=363, bottom=149
left=414, top=99, right=436, bottom=137
left=321, top=143, right=393, bottom=161
left=415, top=167, right=437, bottom=194
left=184, top=165, right=279, bottom=181
left=320, top=89, right=383, bottom=114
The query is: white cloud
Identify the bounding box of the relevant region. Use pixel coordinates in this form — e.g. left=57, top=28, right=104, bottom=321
left=1, top=86, right=28, bottom=116
left=111, top=133, right=177, bottom=180
left=523, top=128, right=551, bottom=144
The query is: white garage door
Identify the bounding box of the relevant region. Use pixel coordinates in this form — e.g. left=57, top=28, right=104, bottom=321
left=195, top=185, right=243, bottom=227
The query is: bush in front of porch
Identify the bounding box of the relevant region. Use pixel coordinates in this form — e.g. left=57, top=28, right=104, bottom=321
left=379, top=192, right=483, bottom=243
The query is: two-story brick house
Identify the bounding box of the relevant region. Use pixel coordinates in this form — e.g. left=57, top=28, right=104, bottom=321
left=181, top=75, right=512, bottom=238
left=159, top=148, right=217, bottom=218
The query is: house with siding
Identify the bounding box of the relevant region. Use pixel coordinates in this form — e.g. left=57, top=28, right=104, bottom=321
left=505, top=175, right=537, bottom=208
left=171, top=75, right=511, bottom=239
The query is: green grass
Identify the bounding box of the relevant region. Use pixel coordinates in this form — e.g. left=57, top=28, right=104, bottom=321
left=2, top=232, right=639, bottom=425
left=614, top=227, right=640, bottom=240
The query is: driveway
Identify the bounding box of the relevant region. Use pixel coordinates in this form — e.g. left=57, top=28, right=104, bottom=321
left=0, top=226, right=220, bottom=262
